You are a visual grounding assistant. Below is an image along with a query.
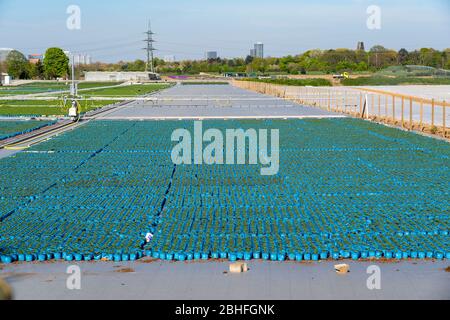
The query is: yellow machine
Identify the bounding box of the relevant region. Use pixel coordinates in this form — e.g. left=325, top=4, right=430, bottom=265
left=333, top=72, right=350, bottom=80
left=60, top=96, right=82, bottom=122
left=68, top=100, right=79, bottom=121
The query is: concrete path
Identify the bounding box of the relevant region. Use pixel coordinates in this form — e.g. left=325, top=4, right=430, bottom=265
left=1, top=259, right=449, bottom=300
left=98, top=84, right=340, bottom=120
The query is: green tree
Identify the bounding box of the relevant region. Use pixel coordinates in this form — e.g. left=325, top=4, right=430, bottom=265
left=6, top=50, right=30, bottom=79
left=398, top=48, right=409, bottom=65
left=29, top=60, right=44, bottom=79
left=43, top=47, right=69, bottom=79
left=355, top=61, right=368, bottom=71
left=245, top=55, right=254, bottom=65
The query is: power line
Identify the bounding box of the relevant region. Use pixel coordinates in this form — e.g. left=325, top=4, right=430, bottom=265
left=143, top=20, right=156, bottom=72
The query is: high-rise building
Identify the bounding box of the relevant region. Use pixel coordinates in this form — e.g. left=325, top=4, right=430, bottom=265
left=250, top=49, right=256, bottom=57
left=73, top=53, right=92, bottom=65
left=254, top=42, right=264, bottom=58
left=206, top=51, right=218, bottom=60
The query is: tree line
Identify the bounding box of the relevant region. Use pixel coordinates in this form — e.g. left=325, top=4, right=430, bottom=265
left=0, top=47, right=69, bottom=80
left=82, top=46, right=450, bottom=75
left=2, top=45, right=449, bottom=80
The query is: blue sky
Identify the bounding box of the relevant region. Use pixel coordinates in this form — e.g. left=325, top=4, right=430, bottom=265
left=0, top=0, right=449, bottom=62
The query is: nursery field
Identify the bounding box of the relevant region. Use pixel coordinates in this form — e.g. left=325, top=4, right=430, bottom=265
left=0, top=120, right=56, bottom=141
left=80, top=83, right=172, bottom=97
left=0, top=118, right=449, bottom=264
left=0, top=82, right=122, bottom=96
left=0, top=99, right=116, bottom=117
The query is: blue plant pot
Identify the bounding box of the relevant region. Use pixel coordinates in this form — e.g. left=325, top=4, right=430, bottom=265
left=1, top=255, right=12, bottom=264
left=435, top=252, right=444, bottom=260
left=351, top=252, right=360, bottom=260
left=65, top=254, right=74, bottom=261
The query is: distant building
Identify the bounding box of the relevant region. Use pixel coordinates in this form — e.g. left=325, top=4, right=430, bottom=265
left=163, top=55, right=176, bottom=63
left=73, top=53, right=92, bottom=65
left=0, top=48, right=14, bottom=62
left=254, top=42, right=264, bottom=58
left=1, top=73, right=11, bottom=85
left=28, top=54, right=43, bottom=64
left=84, top=71, right=160, bottom=82
left=357, top=42, right=365, bottom=51
left=250, top=43, right=264, bottom=58
left=205, top=51, right=218, bottom=60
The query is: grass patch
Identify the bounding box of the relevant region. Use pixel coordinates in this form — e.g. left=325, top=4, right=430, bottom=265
left=0, top=99, right=115, bottom=116
left=0, top=82, right=124, bottom=96
left=0, top=83, right=169, bottom=116
left=240, top=78, right=332, bottom=87
left=80, top=84, right=171, bottom=97
left=341, top=76, right=450, bottom=86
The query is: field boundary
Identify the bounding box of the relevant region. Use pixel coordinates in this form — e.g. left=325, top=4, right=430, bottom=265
left=232, top=80, right=449, bottom=140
